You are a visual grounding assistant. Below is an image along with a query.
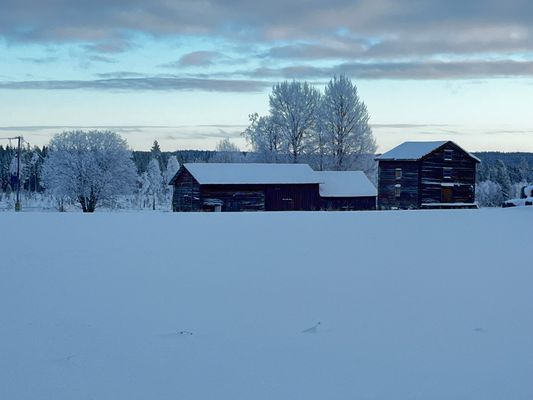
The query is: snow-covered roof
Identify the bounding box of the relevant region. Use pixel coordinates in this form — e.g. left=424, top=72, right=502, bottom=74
left=182, top=163, right=320, bottom=185
left=376, top=140, right=481, bottom=162
left=316, top=171, right=377, bottom=197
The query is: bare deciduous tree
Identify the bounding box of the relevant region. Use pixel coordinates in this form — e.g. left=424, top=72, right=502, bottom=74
left=319, top=75, right=376, bottom=171
left=269, top=81, right=320, bottom=163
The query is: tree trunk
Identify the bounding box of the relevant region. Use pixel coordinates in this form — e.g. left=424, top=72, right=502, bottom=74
left=79, top=196, right=88, bottom=212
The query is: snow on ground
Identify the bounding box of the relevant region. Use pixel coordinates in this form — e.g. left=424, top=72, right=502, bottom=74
left=1, top=208, right=532, bottom=400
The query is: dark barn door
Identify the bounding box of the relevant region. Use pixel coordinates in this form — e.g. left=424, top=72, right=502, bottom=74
left=265, top=185, right=318, bottom=211
left=441, top=187, right=453, bottom=203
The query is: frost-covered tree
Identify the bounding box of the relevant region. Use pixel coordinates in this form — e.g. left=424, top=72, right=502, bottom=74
left=517, top=158, right=531, bottom=183
left=492, top=160, right=512, bottom=200
left=163, top=155, right=180, bottom=206
left=269, top=81, right=320, bottom=163
left=212, top=138, right=243, bottom=163
left=243, top=113, right=285, bottom=162
left=319, top=75, right=376, bottom=170
left=41, top=130, right=137, bottom=212
left=146, top=158, right=164, bottom=210
left=476, top=180, right=503, bottom=207
left=164, top=155, right=180, bottom=185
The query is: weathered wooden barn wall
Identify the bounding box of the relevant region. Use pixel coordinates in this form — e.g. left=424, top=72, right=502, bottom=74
left=172, top=175, right=322, bottom=212
left=378, top=161, right=419, bottom=209
left=265, top=184, right=320, bottom=211
left=420, top=142, right=476, bottom=205
left=321, top=196, right=376, bottom=211
left=201, top=185, right=265, bottom=211
left=172, top=167, right=202, bottom=212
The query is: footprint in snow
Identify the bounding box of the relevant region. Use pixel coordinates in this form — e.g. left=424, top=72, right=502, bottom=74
left=302, top=322, right=321, bottom=334
left=159, top=330, right=193, bottom=338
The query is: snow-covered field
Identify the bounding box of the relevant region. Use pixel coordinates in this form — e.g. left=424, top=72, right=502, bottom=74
left=1, top=208, right=532, bottom=400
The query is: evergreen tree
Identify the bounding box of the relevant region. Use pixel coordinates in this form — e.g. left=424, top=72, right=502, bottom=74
left=492, top=160, right=512, bottom=200
left=150, top=140, right=164, bottom=167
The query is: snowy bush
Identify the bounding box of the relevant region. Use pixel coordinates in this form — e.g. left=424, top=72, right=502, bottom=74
left=476, top=180, right=503, bottom=207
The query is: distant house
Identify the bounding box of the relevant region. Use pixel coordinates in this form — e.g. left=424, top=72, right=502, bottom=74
left=169, top=163, right=377, bottom=212
left=316, top=171, right=377, bottom=210
left=375, top=141, right=480, bottom=210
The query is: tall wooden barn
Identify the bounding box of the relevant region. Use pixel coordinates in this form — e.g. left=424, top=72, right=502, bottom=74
left=376, top=141, right=480, bottom=210
left=169, top=163, right=377, bottom=212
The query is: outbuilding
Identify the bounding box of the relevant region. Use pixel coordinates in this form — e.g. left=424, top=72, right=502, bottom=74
left=316, top=171, right=377, bottom=210
left=376, top=140, right=480, bottom=210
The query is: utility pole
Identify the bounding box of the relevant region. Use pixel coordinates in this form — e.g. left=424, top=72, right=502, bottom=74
left=15, top=136, right=22, bottom=212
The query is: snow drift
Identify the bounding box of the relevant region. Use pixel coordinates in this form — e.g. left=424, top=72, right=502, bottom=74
left=1, top=208, right=532, bottom=400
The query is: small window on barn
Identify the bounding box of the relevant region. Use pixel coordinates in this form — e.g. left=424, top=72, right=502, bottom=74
left=394, top=184, right=401, bottom=198
left=395, top=168, right=402, bottom=180
left=444, top=149, right=453, bottom=161
left=443, top=167, right=452, bottom=179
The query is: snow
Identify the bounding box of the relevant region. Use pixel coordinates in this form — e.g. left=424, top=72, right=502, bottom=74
left=421, top=202, right=478, bottom=206
left=376, top=140, right=481, bottom=162
left=504, top=197, right=533, bottom=207
left=182, top=163, right=319, bottom=185
left=316, top=171, right=377, bottom=197
left=1, top=208, right=533, bottom=400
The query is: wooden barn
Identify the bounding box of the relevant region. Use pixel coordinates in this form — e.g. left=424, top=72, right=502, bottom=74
left=316, top=171, right=377, bottom=210
left=169, top=163, right=321, bottom=212
left=376, top=141, right=480, bottom=210
left=169, top=163, right=378, bottom=212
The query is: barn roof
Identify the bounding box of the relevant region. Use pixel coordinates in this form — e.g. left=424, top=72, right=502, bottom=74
left=376, top=140, right=480, bottom=162
left=316, top=171, right=377, bottom=198
left=180, top=163, right=320, bottom=185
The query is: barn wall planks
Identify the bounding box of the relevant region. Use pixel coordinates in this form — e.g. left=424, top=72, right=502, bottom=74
left=321, top=196, right=376, bottom=211
left=202, top=185, right=265, bottom=211
left=378, top=161, right=419, bottom=209
left=172, top=166, right=202, bottom=212
left=265, top=184, right=320, bottom=211
left=420, top=142, right=476, bottom=205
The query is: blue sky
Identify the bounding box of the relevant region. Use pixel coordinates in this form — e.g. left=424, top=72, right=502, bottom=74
left=1, top=0, right=532, bottom=152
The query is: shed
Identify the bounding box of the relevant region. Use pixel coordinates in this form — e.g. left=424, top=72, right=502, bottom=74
left=316, top=171, right=377, bottom=210
left=376, top=140, right=480, bottom=210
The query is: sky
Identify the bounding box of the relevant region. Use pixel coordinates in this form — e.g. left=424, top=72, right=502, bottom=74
left=0, top=0, right=532, bottom=153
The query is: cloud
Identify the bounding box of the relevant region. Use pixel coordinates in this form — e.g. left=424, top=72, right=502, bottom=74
left=0, top=77, right=270, bottom=92
left=2, top=0, right=532, bottom=48
left=174, top=51, right=221, bottom=67
left=17, top=56, right=58, bottom=64
left=95, top=71, right=148, bottom=79
left=2, top=0, right=533, bottom=82
left=235, top=60, right=533, bottom=80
